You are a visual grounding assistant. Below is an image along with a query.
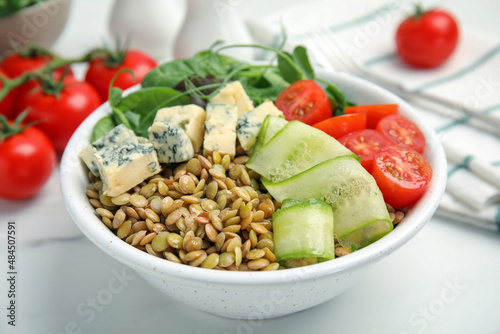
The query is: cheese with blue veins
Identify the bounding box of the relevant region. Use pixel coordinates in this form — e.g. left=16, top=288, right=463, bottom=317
left=236, top=100, right=283, bottom=153
left=94, top=143, right=160, bottom=197
left=79, top=124, right=139, bottom=176
left=210, top=81, right=254, bottom=118
left=148, top=122, right=194, bottom=163
left=203, top=103, right=238, bottom=157
left=153, top=104, right=206, bottom=153
left=92, top=124, right=138, bottom=151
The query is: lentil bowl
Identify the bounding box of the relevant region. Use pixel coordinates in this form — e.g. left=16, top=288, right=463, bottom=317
left=60, top=69, right=447, bottom=319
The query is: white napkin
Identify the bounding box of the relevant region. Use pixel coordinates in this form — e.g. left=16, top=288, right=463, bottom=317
left=245, top=0, right=500, bottom=230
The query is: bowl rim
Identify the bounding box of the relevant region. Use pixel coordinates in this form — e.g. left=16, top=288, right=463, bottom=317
left=60, top=69, right=447, bottom=285
left=1, top=0, right=70, bottom=18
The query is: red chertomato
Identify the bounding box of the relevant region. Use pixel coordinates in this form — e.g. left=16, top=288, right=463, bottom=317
left=0, top=122, right=56, bottom=200
left=0, top=53, right=54, bottom=77
left=376, top=114, right=426, bottom=153
left=371, top=146, right=432, bottom=210
left=339, top=129, right=392, bottom=172
left=313, top=113, right=367, bottom=139
left=344, top=104, right=399, bottom=129
left=0, top=53, right=73, bottom=117
left=85, top=49, right=157, bottom=101
left=396, top=7, right=459, bottom=68
left=275, top=79, right=332, bottom=125
left=0, top=69, right=16, bottom=119
left=17, top=76, right=101, bottom=152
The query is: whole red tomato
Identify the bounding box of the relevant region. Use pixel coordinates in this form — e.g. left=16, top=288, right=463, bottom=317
left=0, top=118, right=56, bottom=200
left=17, top=75, right=101, bottom=152
left=396, top=7, right=459, bottom=68
left=85, top=49, right=157, bottom=101
left=0, top=53, right=54, bottom=78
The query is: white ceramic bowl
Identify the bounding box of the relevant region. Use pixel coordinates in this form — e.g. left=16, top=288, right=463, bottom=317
left=60, top=69, right=447, bottom=320
left=0, top=0, right=72, bottom=57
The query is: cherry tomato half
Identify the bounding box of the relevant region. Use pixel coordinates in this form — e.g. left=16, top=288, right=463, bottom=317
left=338, top=129, right=392, bottom=172
left=0, top=124, right=56, bottom=200
left=371, top=146, right=432, bottom=210
left=376, top=114, right=426, bottom=153
left=275, top=79, right=332, bottom=125
left=344, top=104, right=399, bottom=129
left=313, top=113, right=367, bottom=139
left=85, top=49, right=157, bottom=101
left=396, top=8, right=459, bottom=68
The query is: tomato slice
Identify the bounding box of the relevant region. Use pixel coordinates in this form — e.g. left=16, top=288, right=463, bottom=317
left=371, top=146, right=432, bottom=210
left=312, top=113, right=367, bottom=139
left=376, top=114, right=425, bottom=153
left=275, top=79, right=332, bottom=125
left=344, top=104, right=398, bottom=129
left=338, top=129, right=392, bottom=172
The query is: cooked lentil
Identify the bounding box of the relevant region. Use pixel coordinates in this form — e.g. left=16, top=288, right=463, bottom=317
left=88, top=149, right=406, bottom=271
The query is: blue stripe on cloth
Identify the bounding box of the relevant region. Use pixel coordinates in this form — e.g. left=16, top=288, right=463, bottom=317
left=293, top=0, right=402, bottom=40
left=413, top=43, right=500, bottom=93
left=363, top=52, right=398, bottom=67
left=447, top=164, right=464, bottom=177
left=447, top=155, right=474, bottom=176
left=435, top=103, right=500, bottom=133
left=326, top=1, right=400, bottom=34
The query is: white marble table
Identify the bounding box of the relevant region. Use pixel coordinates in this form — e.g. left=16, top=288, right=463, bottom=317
left=1, top=1, right=500, bottom=333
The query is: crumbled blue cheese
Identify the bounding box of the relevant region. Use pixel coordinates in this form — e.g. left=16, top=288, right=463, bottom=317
left=79, top=145, right=100, bottom=176
left=148, top=122, right=194, bottom=163
left=236, top=100, right=283, bottom=153
left=92, top=124, right=138, bottom=151
left=154, top=104, right=206, bottom=153
left=203, top=103, right=238, bottom=157
left=210, top=81, right=254, bottom=118
left=94, top=143, right=161, bottom=197
left=79, top=124, right=140, bottom=176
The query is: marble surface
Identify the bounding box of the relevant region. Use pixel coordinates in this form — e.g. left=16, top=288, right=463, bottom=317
left=1, top=0, right=500, bottom=333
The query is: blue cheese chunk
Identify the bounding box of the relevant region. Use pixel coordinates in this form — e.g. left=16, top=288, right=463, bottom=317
left=153, top=104, right=206, bottom=153
left=210, top=81, right=254, bottom=118
left=92, top=124, right=138, bottom=151
left=148, top=122, right=194, bottom=163
left=94, top=143, right=161, bottom=197
left=236, top=100, right=283, bottom=153
left=203, top=103, right=238, bottom=157
left=79, top=124, right=139, bottom=176
left=80, top=145, right=100, bottom=176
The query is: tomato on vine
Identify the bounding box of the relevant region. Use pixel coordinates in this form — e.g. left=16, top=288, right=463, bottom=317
left=0, top=49, right=73, bottom=116
left=16, top=73, right=102, bottom=152
left=85, top=49, right=157, bottom=101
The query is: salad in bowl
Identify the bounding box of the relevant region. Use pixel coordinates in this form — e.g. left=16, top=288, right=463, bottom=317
left=60, top=45, right=446, bottom=318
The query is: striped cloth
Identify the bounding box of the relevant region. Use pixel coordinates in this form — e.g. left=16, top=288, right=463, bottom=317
left=245, top=0, right=500, bottom=230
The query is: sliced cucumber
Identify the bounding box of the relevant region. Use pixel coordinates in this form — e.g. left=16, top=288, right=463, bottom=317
left=247, top=120, right=357, bottom=183
left=252, top=114, right=287, bottom=154
left=273, top=198, right=335, bottom=262
left=263, top=156, right=392, bottom=250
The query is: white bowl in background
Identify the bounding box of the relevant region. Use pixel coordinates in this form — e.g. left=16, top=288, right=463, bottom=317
left=60, top=69, right=447, bottom=319
left=0, top=0, right=72, bottom=57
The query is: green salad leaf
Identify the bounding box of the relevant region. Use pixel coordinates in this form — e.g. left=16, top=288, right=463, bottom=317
left=90, top=44, right=351, bottom=141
